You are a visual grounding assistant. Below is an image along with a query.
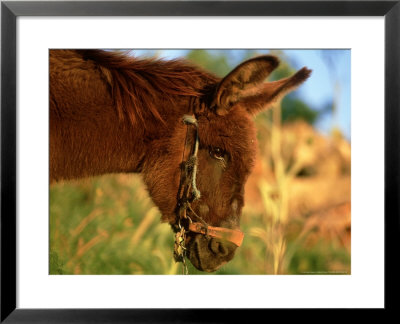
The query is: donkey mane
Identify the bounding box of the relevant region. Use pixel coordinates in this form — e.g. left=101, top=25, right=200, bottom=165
left=77, top=50, right=217, bottom=128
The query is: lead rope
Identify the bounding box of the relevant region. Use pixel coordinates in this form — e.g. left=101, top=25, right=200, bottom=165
left=182, top=115, right=201, bottom=200
left=174, top=115, right=203, bottom=275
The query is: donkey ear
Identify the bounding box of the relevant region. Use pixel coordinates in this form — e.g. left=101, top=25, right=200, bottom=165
left=242, top=67, right=312, bottom=115
left=212, top=55, right=280, bottom=116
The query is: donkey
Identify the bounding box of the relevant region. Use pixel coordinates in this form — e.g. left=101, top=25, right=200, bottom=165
left=50, top=50, right=311, bottom=272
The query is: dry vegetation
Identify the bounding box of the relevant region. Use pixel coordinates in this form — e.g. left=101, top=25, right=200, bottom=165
left=243, top=103, right=350, bottom=274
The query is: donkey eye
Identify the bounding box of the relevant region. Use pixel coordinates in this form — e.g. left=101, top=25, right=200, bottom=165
left=209, top=147, right=225, bottom=159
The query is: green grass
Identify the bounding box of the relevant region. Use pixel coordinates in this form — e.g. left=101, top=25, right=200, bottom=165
left=50, top=175, right=179, bottom=275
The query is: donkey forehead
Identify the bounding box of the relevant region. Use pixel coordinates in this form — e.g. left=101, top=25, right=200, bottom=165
left=196, top=106, right=257, bottom=166
left=198, top=106, right=255, bottom=140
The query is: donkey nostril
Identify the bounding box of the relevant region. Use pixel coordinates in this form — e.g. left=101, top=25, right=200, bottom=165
left=209, top=239, right=229, bottom=256
left=209, top=239, right=220, bottom=255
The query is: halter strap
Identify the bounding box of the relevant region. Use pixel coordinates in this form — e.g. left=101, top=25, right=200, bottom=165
left=188, top=222, right=244, bottom=247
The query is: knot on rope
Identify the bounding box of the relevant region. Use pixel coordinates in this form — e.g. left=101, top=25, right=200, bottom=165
left=182, top=114, right=198, bottom=126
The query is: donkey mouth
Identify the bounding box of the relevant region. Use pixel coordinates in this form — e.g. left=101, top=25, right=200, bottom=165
left=187, top=234, right=237, bottom=272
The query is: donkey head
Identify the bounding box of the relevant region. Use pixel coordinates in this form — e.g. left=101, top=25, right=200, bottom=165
left=143, top=55, right=311, bottom=272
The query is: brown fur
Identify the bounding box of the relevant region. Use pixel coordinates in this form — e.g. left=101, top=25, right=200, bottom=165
left=50, top=50, right=311, bottom=271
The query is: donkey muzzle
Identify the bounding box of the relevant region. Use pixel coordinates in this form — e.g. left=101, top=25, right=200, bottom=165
left=186, top=233, right=238, bottom=272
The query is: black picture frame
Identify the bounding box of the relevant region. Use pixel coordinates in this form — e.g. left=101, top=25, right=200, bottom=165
left=1, top=0, right=399, bottom=322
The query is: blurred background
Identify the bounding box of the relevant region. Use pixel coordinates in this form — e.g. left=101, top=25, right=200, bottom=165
left=50, top=49, right=351, bottom=275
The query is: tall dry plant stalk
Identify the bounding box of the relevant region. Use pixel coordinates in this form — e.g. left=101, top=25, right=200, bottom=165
left=250, top=100, right=311, bottom=274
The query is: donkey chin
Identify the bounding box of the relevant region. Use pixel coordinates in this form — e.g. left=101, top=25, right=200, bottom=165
left=186, top=234, right=237, bottom=272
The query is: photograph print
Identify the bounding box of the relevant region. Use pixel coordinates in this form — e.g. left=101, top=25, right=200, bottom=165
left=49, top=49, right=351, bottom=275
